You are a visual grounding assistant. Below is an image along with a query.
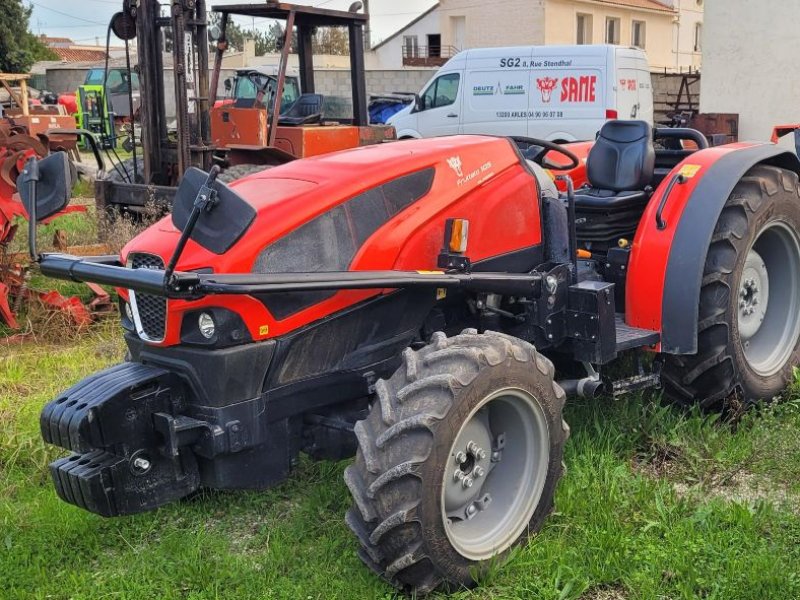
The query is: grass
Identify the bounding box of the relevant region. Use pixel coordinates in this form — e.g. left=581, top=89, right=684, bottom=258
left=2, top=326, right=800, bottom=599
left=0, top=178, right=159, bottom=338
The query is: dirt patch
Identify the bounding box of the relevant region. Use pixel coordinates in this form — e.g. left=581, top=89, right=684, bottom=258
left=580, top=583, right=627, bottom=600
left=673, top=470, right=796, bottom=512
left=631, top=440, right=684, bottom=480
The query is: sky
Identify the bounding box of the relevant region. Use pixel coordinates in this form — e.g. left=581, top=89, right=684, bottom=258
left=27, top=0, right=438, bottom=47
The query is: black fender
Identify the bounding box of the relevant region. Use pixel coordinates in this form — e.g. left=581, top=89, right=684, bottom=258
left=662, top=145, right=800, bottom=354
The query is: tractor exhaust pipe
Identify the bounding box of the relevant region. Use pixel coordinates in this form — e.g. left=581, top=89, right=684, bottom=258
left=558, top=377, right=605, bottom=399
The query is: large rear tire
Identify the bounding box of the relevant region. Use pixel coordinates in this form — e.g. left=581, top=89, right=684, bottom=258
left=104, top=157, right=145, bottom=184
left=217, top=163, right=270, bottom=184
left=344, top=330, right=568, bottom=594
left=662, top=165, right=800, bottom=411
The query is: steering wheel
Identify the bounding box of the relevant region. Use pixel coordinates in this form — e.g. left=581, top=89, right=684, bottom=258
left=510, top=136, right=580, bottom=171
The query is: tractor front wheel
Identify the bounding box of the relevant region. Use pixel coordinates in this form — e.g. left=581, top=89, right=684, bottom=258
left=344, top=330, right=568, bottom=594
left=662, top=165, right=800, bottom=410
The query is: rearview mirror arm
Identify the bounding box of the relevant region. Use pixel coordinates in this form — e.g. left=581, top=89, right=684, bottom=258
left=164, top=165, right=221, bottom=283
left=24, top=157, right=41, bottom=261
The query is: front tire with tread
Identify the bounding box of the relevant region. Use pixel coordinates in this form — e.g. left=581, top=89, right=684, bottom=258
left=344, top=330, right=568, bottom=594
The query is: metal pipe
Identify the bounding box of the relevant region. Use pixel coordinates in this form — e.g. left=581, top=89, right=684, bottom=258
left=124, top=35, right=137, bottom=181
left=268, top=10, right=296, bottom=148
left=196, top=0, right=211, bottom=166
left=39, top=255, right=167, bottom=295
left=196, top=271, right=543, bottom=297
left=557, top=175, right=578, bottom=285
left=209, top=12, right=228, bottom=107
left=24, top=158, right=39, bottom=260
left=171, top=0, right=191, bottom=177
left=35, top=254, right=543, bottom=299
left=558, top=377, right=605, bottom=399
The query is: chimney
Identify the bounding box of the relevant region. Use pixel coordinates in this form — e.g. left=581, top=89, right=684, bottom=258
left=245, top=38, right=256, bottom=60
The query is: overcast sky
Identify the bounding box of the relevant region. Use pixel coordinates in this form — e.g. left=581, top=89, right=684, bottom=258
left=28, top=0, right=438, bottom=46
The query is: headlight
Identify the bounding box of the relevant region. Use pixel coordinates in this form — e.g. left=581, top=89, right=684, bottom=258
left=198, top=312, right=216, bottom=339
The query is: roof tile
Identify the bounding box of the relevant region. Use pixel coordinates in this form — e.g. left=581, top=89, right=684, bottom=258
left=50, top=48, right=109, bottom=62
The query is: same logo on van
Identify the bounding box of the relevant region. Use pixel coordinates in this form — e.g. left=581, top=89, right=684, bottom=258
left=535, top=77, right=559, bottom=103
left=535, top=75, right=598, bottom=104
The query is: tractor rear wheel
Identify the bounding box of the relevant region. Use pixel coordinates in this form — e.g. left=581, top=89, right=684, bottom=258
left=104, top=157, right=145, bottom=184
left=662, top=165, right=800, bottom=411
left=218, top=163, right=270, bottom=184
left=344, top=330, right=568, bottom=594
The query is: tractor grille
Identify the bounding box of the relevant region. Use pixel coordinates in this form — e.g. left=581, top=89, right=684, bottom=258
left=129, top=253, right=166, bottom=342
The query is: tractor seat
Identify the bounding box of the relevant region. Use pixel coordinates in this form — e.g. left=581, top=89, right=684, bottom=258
left=574, top=120, right=656, bottom=212
left=573, top=120, right=656, bottom=250
left=278, top=93, right=325, bottom=126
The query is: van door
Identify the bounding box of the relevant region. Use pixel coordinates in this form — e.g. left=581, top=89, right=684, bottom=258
left=461, top=48, right=534, bottom=136
left=414, top=71, right=463, bottom=137
left=617, top=67, right=641, bottom=120
left=615, top=49, right=653, bottom=122
left=635, top=55, right=654, bottom=124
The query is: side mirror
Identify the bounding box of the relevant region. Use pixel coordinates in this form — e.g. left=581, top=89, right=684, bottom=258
left=172, top=167, right=256, bottom=254
left=224, top=78, right=232, bottom=92
left=17, top=152, right=74, bottom=222
left=414, top=94, right=424, bottom=112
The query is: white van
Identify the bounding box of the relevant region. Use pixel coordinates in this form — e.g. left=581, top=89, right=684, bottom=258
left=388, top=44, right=653, bottom=142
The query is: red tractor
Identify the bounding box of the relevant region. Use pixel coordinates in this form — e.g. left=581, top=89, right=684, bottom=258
left=25, top=121, right=800, bottom=594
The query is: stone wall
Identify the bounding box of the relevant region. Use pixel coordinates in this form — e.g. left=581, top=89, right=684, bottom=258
left=314, top=69, right=436, bottom=119
left=46, top=65, right=436, bottom=119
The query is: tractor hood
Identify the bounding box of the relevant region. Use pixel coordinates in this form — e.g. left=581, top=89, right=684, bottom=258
left=121, top=135, right=529, bottom=276
left=114, top=135, right=543, bottom=346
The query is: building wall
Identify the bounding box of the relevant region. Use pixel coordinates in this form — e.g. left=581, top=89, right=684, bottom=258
left=700, top=0, right=800, bottom=141
left=544, top=0, right=675, bottom=69
left=371, top=9, right=442, bottom=70
left=438, top=0, right=546, bottom=49
left=671, top=0, right=703, bottom=71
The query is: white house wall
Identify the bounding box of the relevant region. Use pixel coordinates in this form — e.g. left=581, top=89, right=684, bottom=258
left=369, top=8, right=442, bottom=70
left=700, top=0, right=800, bottom=141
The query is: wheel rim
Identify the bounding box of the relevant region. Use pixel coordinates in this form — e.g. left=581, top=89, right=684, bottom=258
left=441, top=388, right=550, bottom=561
left=738, top=221, right=800, bottom=376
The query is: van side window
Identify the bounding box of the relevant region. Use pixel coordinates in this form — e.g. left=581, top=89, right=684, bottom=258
left=421, top=73, right=460, bottom=110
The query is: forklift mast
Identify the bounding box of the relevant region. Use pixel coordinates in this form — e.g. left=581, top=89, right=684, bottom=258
left=99, top=0, right=377, bottom=213
left=129, top=0, right=213, bottom=184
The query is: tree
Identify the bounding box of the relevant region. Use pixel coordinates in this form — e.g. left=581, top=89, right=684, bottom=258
left=0, top=0, right=57, bottom=73
left=313, top=26, right=350, bottom=55
left=206, top=12, right=281, bottom=55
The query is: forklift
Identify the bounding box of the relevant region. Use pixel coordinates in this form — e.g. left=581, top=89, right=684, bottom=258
left=209, top=3, right=394, bottom=169
left=97, top=0, right=393, bottom=215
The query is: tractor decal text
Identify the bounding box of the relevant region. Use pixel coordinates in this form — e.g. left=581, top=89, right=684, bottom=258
left=560, top=75, right=597, bottom=103
left=447, top=156, right=493, bottom=186
left=473, top=85, right=495, bottom=96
